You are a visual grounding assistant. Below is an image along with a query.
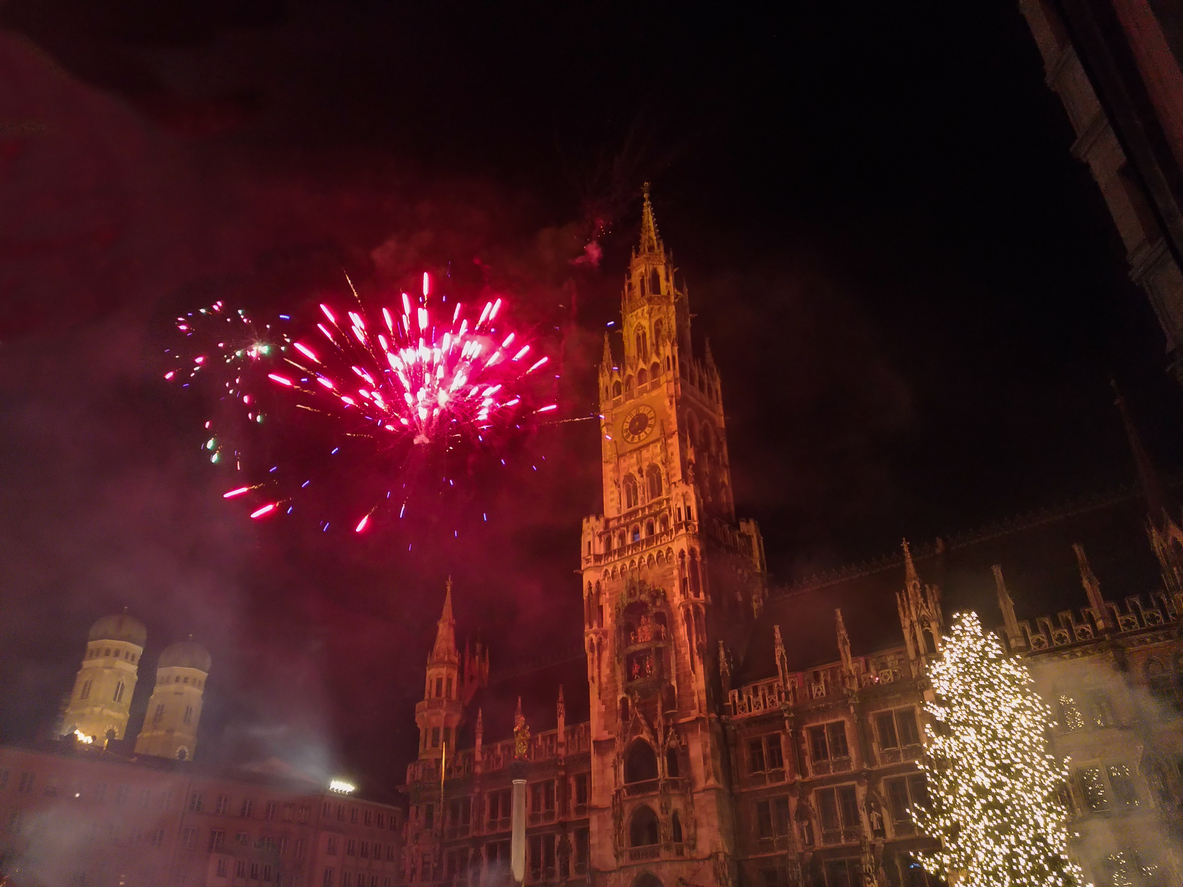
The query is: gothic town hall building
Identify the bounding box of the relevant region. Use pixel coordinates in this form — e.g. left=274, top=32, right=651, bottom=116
left=401, top=194, right=1183, bottom=887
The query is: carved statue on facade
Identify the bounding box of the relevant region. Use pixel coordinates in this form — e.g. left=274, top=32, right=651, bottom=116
left=513, top=702, right=530, bottom=760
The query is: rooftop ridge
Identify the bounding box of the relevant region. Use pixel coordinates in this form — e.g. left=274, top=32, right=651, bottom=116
left=773, top=478, right=1182, bottom=599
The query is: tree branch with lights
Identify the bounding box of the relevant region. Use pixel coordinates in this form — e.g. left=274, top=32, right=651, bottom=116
left=914, top=612, right=1087, bottom=887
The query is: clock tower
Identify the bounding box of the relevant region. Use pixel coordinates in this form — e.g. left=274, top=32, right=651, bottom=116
left=580, top=187, right=766, bottom=887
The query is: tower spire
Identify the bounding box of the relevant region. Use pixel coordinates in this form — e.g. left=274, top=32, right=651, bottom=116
left=638, top=182, right=662, bottom=255
left=430, top=577, right=458, bottom=664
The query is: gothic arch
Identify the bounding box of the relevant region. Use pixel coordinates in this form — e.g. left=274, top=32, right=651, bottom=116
left=625, top=375, right=634, bottom=394
left=629, top=806, right=660, bottom=847
left=624, top=741, right=659, bottom=784
left=671, top=810, right=683, bottom=843
left=612, top=380, right=622, bottom=398
left=645, top=464, right=663, bottom=499
left=634, top=874, right=663, bottom=887
left=650, top=361, right=660, bottom=380
left=623, top=474, right=640, bottom=510
left=645, top=519, right=655, bottom=537
left=637, top=367, right=648, bottom=386
left=653, top=319, right=664, bottom=345
left=636, top=327, right=648, bottom=359
left=650, top=268, right=660, bottom=296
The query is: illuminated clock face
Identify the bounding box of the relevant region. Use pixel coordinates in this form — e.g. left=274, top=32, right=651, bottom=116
left=621, top=405, right=657, bottom=444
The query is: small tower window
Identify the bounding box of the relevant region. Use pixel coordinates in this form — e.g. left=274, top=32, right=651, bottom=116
left=431, top=727, right=440, bottom=748
left=435, top=677, right=443, bottom=698
left=183, top=705, right=193, bottom=725
left=646, top=465, right=662, bottom=499
left=445, top=677, right=453, bottom=698
left=80, top=679, right=92, bottom=700
left=623, top=474, right=639, bottom=510
left=650, top=269, right=660, bottom=296
left=635, top=328, right=648, bottom=359
left=153, top=703, right=164, bottom=725
left=113, top=681, right=125, bottom=703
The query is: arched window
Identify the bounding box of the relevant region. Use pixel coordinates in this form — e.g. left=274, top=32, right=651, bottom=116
left=659, top=514, right=670, bottom=534
left=624, top=741, right=659, bottom=784
left=637, top=368, right=648, bottom=386
left=665, top=747, right=680, bottom=778
left=646, top=465, right=662, bottom=499
left=617, top=532, right=627, bottom=550
left=644, top=519, right=655, bottom=537
left=625, top=375, right=634, bottom=394
left=629, top=806, right=660, bottom=846
left=623, top=474, right=640, bottom=510
left=671, top=811, right=683, bottom=843
left=612, top=381, right=622, bottom=398
left=650, top=361, right=660, bottom=380
left=653, top=319, right=664, bottom=345
left=650, top=269, right=661, bottom=296
left=631, top=526, right=641, bottom=544
left=636, top=328, right=648, bottom=359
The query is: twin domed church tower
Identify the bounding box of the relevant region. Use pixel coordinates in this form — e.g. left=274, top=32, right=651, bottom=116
left=60, top=612, right=210, bottom=761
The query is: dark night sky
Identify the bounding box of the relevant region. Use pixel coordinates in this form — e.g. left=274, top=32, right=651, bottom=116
left=2, top=1, right=1182, bottom=788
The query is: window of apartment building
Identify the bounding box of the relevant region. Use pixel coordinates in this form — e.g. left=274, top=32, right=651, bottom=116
left=323, top=801, right=332, bottom=818
left=449, top=797, right=472, bottom=832
left=421, top=853, right=433, bottom=882
left=822, top=859, right=862, bottom=887
left=296, top=837, right=308, bottom=860
left=323, top=868, right=335, bottom=887
left=375, top=811, right=385, bottom=828
left=346, top=838, right=357, bottom=857
left=574, top=773, right=590, bottom=809
left=528, top=833, right=556, bottom=882
left=1078, top=764, right=1140, bottom=811
left=1059, top=695, right=1085, bottom=731
left=240, top=798, right=255, bottom=818
left=327, top=836, right=339, bottom=856
left=343, top=873, right=353, bottom=887
left=115, top=785, right=129, bottom=804
left=1100, top=850, right=1165, bottom=887
left=885, top=774, right=929, bottom=836
left=266, top=800, right=278, bottom=820
left=444, top=848, right=471, bottom=884
left=1088, top=692, right=1116, bottom=728
left=488, top=788, right=511, bottom=826
left=388, top=843, right=398, bottom=862
left=337, top=804, right=345, bottom=821
left=216, top=858, right=229, bottom=877
left=208, top=829, right=225, bottom=852
left=816, top=785, right=860, bottom=844
left=180, top=826, right=199, bottom=850
left=237, top=861, right=248, bottom=878
left=529, top=781, right=556, bottom=815
left=808, top=721, right=850, bottom=770
left=754, top=796, right=791, bottom=840
left=574, top=828, right=589, bottom=874
left=363, top=808, right=372, bottom=827
left=350, top=806, right=358, bottom=824
left=188, top=792, right=204, bottom=813
left=360, top=841, right=370, bottom=859
left=299, top=805, right=310, bottom=824
left=251, top=863, right=261, bottom=880
left=875, top=709, right=921, bottom=751
left=748, top=735, right=785, bottom=774
left=213, top=794, right=230, bottom=815
left=149, top=828, right=165, bottom=848
left=18, top=772, right=33, bottom=793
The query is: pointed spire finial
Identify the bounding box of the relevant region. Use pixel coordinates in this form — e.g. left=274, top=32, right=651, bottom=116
left=1072, top=543, right=1109, bottom=631
left=991, top=564, right=1022, bottom=648
left=902, top=539, right=919, bottom=592
left=639, top=183, right=662, bottom=255
left=429, top=577, right=458, bottom=663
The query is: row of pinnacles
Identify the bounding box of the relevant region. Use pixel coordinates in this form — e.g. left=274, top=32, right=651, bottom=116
left=59, top=612, right=211, bottom=762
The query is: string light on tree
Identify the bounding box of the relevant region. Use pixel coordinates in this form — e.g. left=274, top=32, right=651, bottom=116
left=913, top=611, right=1088, bottom=887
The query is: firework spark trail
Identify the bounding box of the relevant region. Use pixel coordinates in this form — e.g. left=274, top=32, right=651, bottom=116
left=168, top=275, right=556, bottom=535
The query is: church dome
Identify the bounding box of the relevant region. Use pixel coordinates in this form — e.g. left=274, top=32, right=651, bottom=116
left=158, top=640, right=211, bottom=673
left=88, top=613, right=147, bottom=647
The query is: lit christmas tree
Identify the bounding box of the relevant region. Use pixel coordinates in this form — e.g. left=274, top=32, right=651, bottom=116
left=914, top=612, right=1087, bottom=887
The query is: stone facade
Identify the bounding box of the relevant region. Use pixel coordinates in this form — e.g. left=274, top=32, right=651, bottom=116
left=401, top=195, right=1183, bottom=887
